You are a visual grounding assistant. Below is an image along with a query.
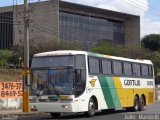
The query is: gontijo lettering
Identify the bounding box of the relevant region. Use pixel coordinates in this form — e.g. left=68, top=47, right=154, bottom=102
left=124, top=80, right=140, bottom=86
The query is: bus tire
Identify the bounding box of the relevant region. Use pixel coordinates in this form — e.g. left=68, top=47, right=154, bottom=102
left=133, top=96, right=140, bottom=112
left=139, top=96, right=145, bottom=111
left=87, top=98, right=96, bottom=117
left=50, top=113, right=61, bottom=118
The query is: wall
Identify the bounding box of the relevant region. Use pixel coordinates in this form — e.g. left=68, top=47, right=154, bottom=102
left=124, top=16, right=140, bottom=45
left=0, top=0, right=59, bottom=47
left=0, top=82, right=22, bottom=110
left=0, top=98, right=22, bottom=109
left=0, top=0, right=140, bottom=49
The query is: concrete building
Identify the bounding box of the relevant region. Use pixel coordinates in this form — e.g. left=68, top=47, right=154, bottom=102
left=0, top=0, right=140, bottom=50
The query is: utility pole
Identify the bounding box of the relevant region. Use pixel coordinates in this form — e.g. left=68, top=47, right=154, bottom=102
left=23, top=0, right=30, bottom=112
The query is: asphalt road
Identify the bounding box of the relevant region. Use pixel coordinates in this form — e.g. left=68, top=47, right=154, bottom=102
left=18, top=101, right=160, bottom=120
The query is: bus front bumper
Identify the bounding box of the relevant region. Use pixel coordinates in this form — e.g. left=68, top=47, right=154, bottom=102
left=30, top=102, right=79, bottom=113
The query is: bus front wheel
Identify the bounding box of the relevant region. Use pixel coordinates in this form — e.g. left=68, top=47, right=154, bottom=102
left=133, top=96, right=140, bottom=112
left=87, top=98, right=96, bottom=117
left=50, top=113, right=61, bottom=118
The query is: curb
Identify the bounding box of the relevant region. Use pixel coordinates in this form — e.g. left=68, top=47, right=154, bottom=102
left=0, top=110, right=47, bottom=117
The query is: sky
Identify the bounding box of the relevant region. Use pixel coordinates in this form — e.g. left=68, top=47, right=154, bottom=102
left=0, top=0, right=160, bottom=38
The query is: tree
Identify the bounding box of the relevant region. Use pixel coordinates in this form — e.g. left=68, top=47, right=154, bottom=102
left=29, top=39, right=82, bottom=58
left=149, top=52, right=160, bottom=84
left=141, top=34, right=160, bottom=51
left=0, top=50, right=20, bottom=68
left=90, top=40, right=124, bottom=56
left=90, top=40, right=149, bottom=59
left=122, top=44, right=150, bottom=59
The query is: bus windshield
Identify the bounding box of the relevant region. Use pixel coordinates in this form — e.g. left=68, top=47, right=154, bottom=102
left=31, top=69, right=74, bottom=96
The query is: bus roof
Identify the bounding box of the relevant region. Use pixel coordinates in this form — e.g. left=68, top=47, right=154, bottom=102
left=34, top=50, right=87, bottom=57
left=34, top=50, right=153, bottom=65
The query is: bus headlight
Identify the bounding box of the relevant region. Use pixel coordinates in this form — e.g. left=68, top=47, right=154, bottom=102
left=30, top=105, right=37, bottom=111
left=62, top=105, right=69, bottom=108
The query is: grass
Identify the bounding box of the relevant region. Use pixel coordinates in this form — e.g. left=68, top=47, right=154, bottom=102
left=0, top=69, right=22, bottom=82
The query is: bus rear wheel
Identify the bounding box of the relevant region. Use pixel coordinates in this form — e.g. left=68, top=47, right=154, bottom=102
left=87, top=98, right=96, bottom=117
left=139, top=96, right=145, bottom=111
left=50, top=113, right=61, bottom=118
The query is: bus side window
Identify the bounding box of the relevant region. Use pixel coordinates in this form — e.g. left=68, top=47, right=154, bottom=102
left=102, top=60, right=112, bottom=75
left=123, top=62, right=132, bottom=76
left=132, top=63, right=141, bottom=77
left=141, top=65, right=149, bottom=77
left=148, top=66, right=153, bottom=77
left=88, top=57, right=100, bottom=74
left=113, top=61, right=122, bottom=75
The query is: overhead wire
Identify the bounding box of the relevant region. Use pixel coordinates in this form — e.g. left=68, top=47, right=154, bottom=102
left=120, top=0, right=160, bottom=16
left=129, top=0, right=160, bottom=15
left=29, top=0, right=41, bottom=12
left=135, top=0, right=160, bottom=13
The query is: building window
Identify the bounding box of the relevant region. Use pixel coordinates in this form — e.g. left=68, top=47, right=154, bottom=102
left=0, top=11, right=13, bottom=49
left=59, top=12, right=125, bottom=50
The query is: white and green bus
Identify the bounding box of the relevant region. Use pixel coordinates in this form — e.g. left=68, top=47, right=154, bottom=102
left=30, top=50, right=155, bottom=118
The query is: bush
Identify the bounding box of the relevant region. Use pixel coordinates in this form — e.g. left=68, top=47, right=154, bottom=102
left=0, top=50, right=20, bottom=68
left=29, top=40, right=82, bottom=58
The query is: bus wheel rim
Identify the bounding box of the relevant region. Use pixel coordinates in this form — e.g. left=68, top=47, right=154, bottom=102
left=89, top=101, right=95, bottom=114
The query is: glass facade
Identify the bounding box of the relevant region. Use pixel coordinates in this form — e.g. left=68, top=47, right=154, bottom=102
left=0, top=11, right=13, bottom=49
left=59, top=12, right=125, bottom=50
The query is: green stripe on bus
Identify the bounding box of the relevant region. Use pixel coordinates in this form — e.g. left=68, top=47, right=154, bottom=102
left=87, top=52, right=103, bottom=58
left=107, top=77, right=121, bottom=108
left=98, top=76, right=121, bottom=109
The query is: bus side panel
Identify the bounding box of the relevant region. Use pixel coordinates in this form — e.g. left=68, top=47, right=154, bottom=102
left=86, top=76, right=109, bottom=111
left=113, top=77, right=155, bottom=108
left=98, top=76, right=121, bottom=109
left=113, top=77, right=134, bottom=107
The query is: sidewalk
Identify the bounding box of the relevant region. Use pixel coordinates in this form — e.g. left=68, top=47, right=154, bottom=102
left=0, top=109, right=46, bottom=117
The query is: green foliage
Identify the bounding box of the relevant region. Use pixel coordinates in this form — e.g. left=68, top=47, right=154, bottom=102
left=149, top=52, right=160, bottom=84
left=149, top=52, right=160, bottom=75
left=91, top=40, right=124, bottom=56
left=0, top=50, right=20, bottom=68
left=122, top=44, right=150, bottom=59
left=141, top=34, right=160, bottom=83
left=29, top=40, right=82, bottom=58
left=141, top=34, right=160, bottom=51
left=91, top=40, right=149, bottom=59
